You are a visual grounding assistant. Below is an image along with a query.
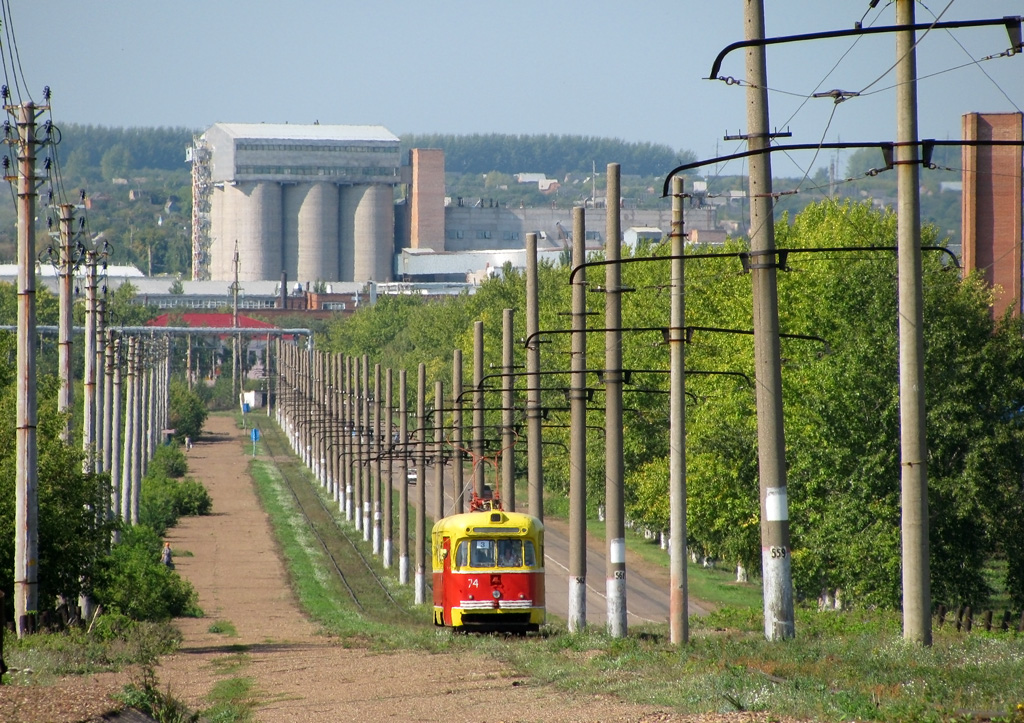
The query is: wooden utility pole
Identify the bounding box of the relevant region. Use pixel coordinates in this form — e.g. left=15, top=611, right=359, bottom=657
left=895, top=0, right=931, bottom=645
left=744, top=0, right=795, bottom=640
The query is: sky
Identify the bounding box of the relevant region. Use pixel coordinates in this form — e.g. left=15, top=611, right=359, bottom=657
left=7, top=1, right=1024, bottom=177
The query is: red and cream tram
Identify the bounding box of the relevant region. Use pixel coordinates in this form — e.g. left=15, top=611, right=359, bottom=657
left=431, top=495, right=544, bottom=632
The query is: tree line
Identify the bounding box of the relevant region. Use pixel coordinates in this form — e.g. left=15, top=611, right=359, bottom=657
left=319, top=199, right=1024, bottom=612
left=399, top=132, right=696, bottom=177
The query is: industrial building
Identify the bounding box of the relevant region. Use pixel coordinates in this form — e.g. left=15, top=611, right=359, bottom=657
left=961, top=111, right=1024, bottom=318
left=190, top=123, right=724, bottom=287
left=192, top=123, right=400, bottom=284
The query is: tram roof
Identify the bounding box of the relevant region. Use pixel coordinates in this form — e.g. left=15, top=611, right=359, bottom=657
left=432, top=509, right=543, bottom=534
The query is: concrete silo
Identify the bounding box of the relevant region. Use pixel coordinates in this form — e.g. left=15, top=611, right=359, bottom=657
left=283, top=182, right=340, bottom=282
left=213, top=181, right=283, bottom=281
left=197, top=122, right=400, bottom=283
left=341, top=184, right=394, bottom=283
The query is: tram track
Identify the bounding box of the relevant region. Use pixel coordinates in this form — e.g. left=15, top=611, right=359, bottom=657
left=255, top=420, right=417, bottom=625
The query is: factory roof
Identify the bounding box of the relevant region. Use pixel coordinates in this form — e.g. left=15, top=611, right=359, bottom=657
left=208, top=122, right=399, bottom=143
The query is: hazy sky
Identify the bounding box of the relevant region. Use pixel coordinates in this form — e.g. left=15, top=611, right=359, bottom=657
left=8, top=1, right=1023, bottom=176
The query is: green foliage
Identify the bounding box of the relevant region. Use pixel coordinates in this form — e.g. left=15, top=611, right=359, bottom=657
left=320, top=199, right=1024, bottom=611
left=169, top=379, right=209, bottom=440
left=117, top=666, right=200, bottom=723
left=3, top=619, right=181, bottom=677
left=194, top=375, right=236, bottom=412
left=149, top=444, right=188, bottom=478
left=399, top=132, right=693, bottom=177
left=141, top=472, right=212, bottom=536
left=92, top=526, right=201, bottom=621
left=0, top=365, right=115, bottom=616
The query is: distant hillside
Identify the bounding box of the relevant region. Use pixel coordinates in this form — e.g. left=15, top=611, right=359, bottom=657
left=399, top=133, right=695, bottom=177
left=53, top=124, right=197, bottom=183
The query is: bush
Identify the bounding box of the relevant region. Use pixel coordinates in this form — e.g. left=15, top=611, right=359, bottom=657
left=92, top=526, right=201, bottom=621
left=140, top=475, right=212, bottom=536
left=169, top=380, right=209, bottom=439
left=148, top=444, right=188, bottom=479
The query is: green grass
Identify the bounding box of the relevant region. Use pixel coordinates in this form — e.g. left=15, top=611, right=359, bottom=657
left=203, top=677, right=257, bottom=723
left=246, top=414, right=1024, bottom=722
left=207, top=619, right=238, bottom=637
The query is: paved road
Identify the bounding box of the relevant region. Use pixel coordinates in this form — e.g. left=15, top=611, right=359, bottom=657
left=389, top=462, right=712, bottom=629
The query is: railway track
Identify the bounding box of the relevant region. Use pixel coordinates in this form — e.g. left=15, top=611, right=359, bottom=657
left=256, top=421, right=419, bottom=626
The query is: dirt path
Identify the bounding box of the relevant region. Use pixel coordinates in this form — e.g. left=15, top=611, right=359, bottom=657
left=157, top=414, right=689, bottom=722
left=1, top=414, right=792, bottom=722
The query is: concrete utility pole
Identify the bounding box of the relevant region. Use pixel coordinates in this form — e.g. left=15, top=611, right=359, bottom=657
left=83, top=256, right=98, bottom=473
left=415, top=363, right=427, bottom=604
left=110, top=337, right=123, bottom=537
left=398, top=369, right=410, bottom=585
left=383, top=367, right=394, bottom=568
left=434, top=379, right=445, bottom=521
left=452, top=349, right=465, bottom=513
left=120, top=337, right=134, bottom=523
left=344, top=356, right=354, bottom=521
left=525, top=233, right=543, bottom=520
left=231, top=244, right=240, bottom=401
left=604, top=163, right=627, bottom=638
left=501, top=308, right=516, bottom=510
left=373, top=363, right=383, bottom=556
left=362, top=355, right=372, bottom=540
left=131, top=340, right=144, bottom=522
left=473, top=321, right=485, bottom=497
left=354, top=356, right=364, bottom=533
left=895, top=0, right=931, bottom=646
left=669, top=176, right=689, bottom=644
left=57, top=204, right=75, bottom=442
left=744, top=0, right=795, bottom=641
left=568, top=206, right=588, bottom=632
left=12, top=101, right=40, bottom=638
left=95, top=293, right=107, bottom=475
left=103, top=329, right=115, bottom=476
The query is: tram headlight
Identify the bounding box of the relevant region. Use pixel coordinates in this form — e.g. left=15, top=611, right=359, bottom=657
left=492, top=590, right=501, bottom=599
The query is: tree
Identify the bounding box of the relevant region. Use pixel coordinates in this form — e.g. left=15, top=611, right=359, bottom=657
left=169, top=380, right=207, bottom=442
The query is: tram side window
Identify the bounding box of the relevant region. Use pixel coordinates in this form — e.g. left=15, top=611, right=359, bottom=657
left=523, top=541, right=537, bottom=568
left=455, top=542, right=468, bottom=567
left=469, top=539, right=495, bottom=567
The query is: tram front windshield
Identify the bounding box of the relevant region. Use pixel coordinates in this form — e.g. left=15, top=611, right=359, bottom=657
left=456, top=539, right=537, bottom=569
